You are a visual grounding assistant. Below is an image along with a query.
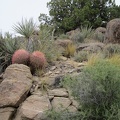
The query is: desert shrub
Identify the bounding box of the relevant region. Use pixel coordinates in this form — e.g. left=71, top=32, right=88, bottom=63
left=103, top=43, right=120, bottom=58
left=0, top=37, right=20, bottom=73
left=74, top=51, right=88, bottom=62
left=63, top=43, right=76, bottom=58
left=87, top=53, right=104, bottom=66
left=46, top=109, right=81, bottom=120
left=93, top=32, right=105, bottom=42
left=62, top=60, right=120, bottom=119
left=71, top=26, right=94, bottom=43
left=12, top=49, right=30, bottom=65
left=38, top=25, right=61, bottom=63
left=80, top=26, right=94, bottom=39
left=58, top=34, right=69, bottom=39
left=107, top=54, right=120, bottom=66
left=71, top=32, right=84, bottom=43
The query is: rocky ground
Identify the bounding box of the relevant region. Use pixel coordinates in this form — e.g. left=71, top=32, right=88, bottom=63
left=0, top=56, right=86, bottom=120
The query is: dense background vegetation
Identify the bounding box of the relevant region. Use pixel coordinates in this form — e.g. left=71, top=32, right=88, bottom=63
left=39, top=0, right=120, bottom=32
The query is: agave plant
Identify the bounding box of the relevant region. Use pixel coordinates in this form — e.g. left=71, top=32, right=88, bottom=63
left=0, top=36, right=20, bottom=73
left=13, top=18, right=36, bottom=52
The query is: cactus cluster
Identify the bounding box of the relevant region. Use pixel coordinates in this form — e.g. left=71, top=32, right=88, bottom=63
left=12, top=49, right=46, bottom=73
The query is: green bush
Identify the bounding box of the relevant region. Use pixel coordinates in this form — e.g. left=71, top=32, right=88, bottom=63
left=46, top=109, right=81, bottom=120
left=62, top=60, right=120, bottom=119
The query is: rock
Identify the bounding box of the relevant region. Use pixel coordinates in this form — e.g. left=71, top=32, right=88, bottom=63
left=51, top=97, right=72, bottom=111
left=76, top=42, right=105, bottom=53
left=66, top=28, right=80, bottom=39
left=55, top=39, right=73, bottom=48
left=3, top=64, right=32, bottom=81
left=95, top=27, right=106, bottom=34
left=14, top=95, right=51, bottom=120
left=0, top=64, right=32, bottom=107
left=50, top=66, right=57, bottom=71
left=59, top=56, right=68, bottom=61
left=48, top=88, right=69, bottom=97
left=105, top=18, right=120, bottom=43
left=67, top=105, right=78, bottom=112
left=0, top=107, right=15, bottom=120
left=43, top=75, right=64, bottom=88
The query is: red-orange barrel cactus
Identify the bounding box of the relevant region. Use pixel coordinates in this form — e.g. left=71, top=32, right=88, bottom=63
left=29, top=51, right=46, bottom=70
left=12, top=49, right=30, bottom=65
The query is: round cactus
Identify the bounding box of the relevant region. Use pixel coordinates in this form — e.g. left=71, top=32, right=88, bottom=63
left=29, top=51, right=46, bottom=70
left=12, top=49, right=30, bottom=65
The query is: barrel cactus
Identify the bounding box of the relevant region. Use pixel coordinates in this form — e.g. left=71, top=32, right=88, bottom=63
left=29, top=51, right=46, bottom=70
left=12, top=49, right=30, bottom=65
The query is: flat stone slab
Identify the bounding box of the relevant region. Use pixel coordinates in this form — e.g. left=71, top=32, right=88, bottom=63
left=48, top=88, right=69, bottom=97
left=15, top=95, right=51, bottom=120
left=51, top=97, right=72, bottom=111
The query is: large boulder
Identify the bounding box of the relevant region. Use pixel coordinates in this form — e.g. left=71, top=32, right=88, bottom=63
left=105, top=18, right=120, bottom=43
left=0, top=64, right=32, bottom=108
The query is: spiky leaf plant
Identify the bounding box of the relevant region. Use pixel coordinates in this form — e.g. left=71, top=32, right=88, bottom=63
left=0, top=36, right=20, bottom=73
left=13, top=18, right=36, bottom=52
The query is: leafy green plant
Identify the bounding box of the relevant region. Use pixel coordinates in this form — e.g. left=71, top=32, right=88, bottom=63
left=62, top=60, right=120, bottom=119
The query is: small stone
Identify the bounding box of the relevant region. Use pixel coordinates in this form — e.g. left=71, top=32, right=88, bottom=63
left=55, top=71, right=61, bottom=74
left=50, top=66, right=56, bottom=71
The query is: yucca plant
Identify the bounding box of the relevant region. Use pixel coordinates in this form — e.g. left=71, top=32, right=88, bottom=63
left=0, top=37, right=20, bottom=73
left=13, top=18, right=36, bottom=52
